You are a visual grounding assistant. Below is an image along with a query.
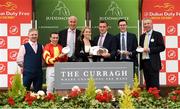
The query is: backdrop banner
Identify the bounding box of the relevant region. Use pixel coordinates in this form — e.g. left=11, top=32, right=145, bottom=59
left=142, top=0, right=180, bottom=86
left=0, top=0, right=32, bottom=88
left=90, top=0, right=139, bottom=37
left=35, top=0, right=86, bottom=45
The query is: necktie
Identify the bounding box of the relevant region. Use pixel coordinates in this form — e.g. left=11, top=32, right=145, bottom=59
left=98, top=34, right=103, bottom=47
left=121, top=33, right=125, bottom=50
left=121, top=33, right=126, bottom=59
left=68, top=31, right=75, bottom=57
left=142, top=33, right=149, bottom=59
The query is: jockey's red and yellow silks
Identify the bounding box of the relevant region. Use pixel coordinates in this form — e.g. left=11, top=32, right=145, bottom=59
left=43, top=43, right=67, bottom=66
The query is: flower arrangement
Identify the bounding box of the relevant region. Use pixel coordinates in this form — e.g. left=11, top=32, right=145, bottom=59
left=2, top=73, right=180, bottom=108
left=8, top=72, right=26, bottom=103
left=7, top=97, right=15, bottom=106
left=166, top=88, right=180, bottom=108
left=119, top=84, right=135, bottom=109
left=68, top=86, right=82, bottom=98
left=95, top=86, right=113, bottom=102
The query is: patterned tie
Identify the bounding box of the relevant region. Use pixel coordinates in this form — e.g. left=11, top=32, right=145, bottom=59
left=142, top=33, right=149, bottom=59
left=98, top=34, right=103, bottom=47
left=68, top=31, right=75, bottom=57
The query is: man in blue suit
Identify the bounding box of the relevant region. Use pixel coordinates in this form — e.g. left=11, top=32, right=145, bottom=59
left=114, top=19, right=138, bottom=66
left=139, top=18, right=165, bottom=90
left=93, top=20, right=116, bottom=61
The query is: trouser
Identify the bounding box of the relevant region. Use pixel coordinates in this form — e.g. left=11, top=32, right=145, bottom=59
left=142, top=59, right=159, bottom=90
left=23, top=71, right=43, bottom=92
left=46, top=67, right=55, bottom=94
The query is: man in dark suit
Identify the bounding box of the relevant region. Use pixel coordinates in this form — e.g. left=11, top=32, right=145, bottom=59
left=139, top=18, right=165, bottom=90
left=58, top=16, right=81, bottom=62
left=93, top=20, right=116, bottom=61
left=114, top=19, right=138, bottom=66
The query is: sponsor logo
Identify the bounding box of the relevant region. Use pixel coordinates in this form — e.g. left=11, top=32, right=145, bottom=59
left=105, top=1, right=123, bottom=16
left=99, top=1, right=128, bottom=21
left=167, top=26, right=176, bottom=34
left=154, top=3, right=174, bottom=11
left=10, top=50, right=18, bottom=60
left=167, top=74, right=177, bottom=83
left=52, top=0, right=70, bottom=16
left=0, top=38, right=6, bottom=48
left=0, top=1, right=17, bottom=11
left=0, top=63, right=6, bottom=73
left=9, top=26, right=18, bottom=35
left=167, top=49, right=176, bottom=59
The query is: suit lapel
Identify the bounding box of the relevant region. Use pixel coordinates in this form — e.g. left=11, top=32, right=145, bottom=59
left=65, top=29, right=68, bottom=46
left=103, top=34, right=108, bottom=47
left=141, top=33, right=146, bottom=47
left=117, top=33, right=121, bottom=49
left=149, top=31, right=154, bottom=46
left=127, top=33, right=130, bottom=50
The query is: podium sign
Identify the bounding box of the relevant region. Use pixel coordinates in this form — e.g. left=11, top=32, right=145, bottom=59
left=55, top=62, right=133, bottom=89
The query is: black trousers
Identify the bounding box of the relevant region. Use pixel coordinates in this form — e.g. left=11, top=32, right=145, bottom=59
left=23, top=71, right=43, bottom=92
left=142, top=59, right=160, bottom=90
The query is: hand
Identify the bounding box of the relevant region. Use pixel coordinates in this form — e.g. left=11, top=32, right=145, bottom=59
left=101, top=52, right=110, bottom=58
left=125, top=51, right=132, bottom=56
left=52, top=57, right=57, bottom=62
left=117, top=50, right=121, bottom=55
left=58, top=53, right=66, bottom=58
left=137, top=46, right=142, bottom=48
left=119, top=50, right=130, bottom=56
left=143, top=47, right=150, bottom=53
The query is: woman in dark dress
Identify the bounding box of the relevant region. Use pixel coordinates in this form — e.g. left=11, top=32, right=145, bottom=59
left=77, top=26, right=93, bottom=62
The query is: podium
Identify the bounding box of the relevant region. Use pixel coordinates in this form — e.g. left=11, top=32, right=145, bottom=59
left=55, top=62, right=134, bottom=91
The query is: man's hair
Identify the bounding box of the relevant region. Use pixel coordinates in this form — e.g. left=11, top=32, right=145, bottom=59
left=143, top=18, right=152, bottom=22
left=50, top=32, right=58, bottom=37
left=118, top=19, right=127, bottom=25
left=68, top=16, right=77, bottom=22
left=28, top=28, right=38, bottom=34
left=99, top=20, right=109, bottom=26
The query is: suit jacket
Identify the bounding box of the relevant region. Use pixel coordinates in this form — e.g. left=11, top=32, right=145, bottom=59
left=140, top=30, right=165, bottom=70
left=114, top=32, right=138, bottom=65
left=76, top=40, right=94, bottom=62
left=58, top=28, right=81, bottom=60
left=93, top=33, right=116, bottom=61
